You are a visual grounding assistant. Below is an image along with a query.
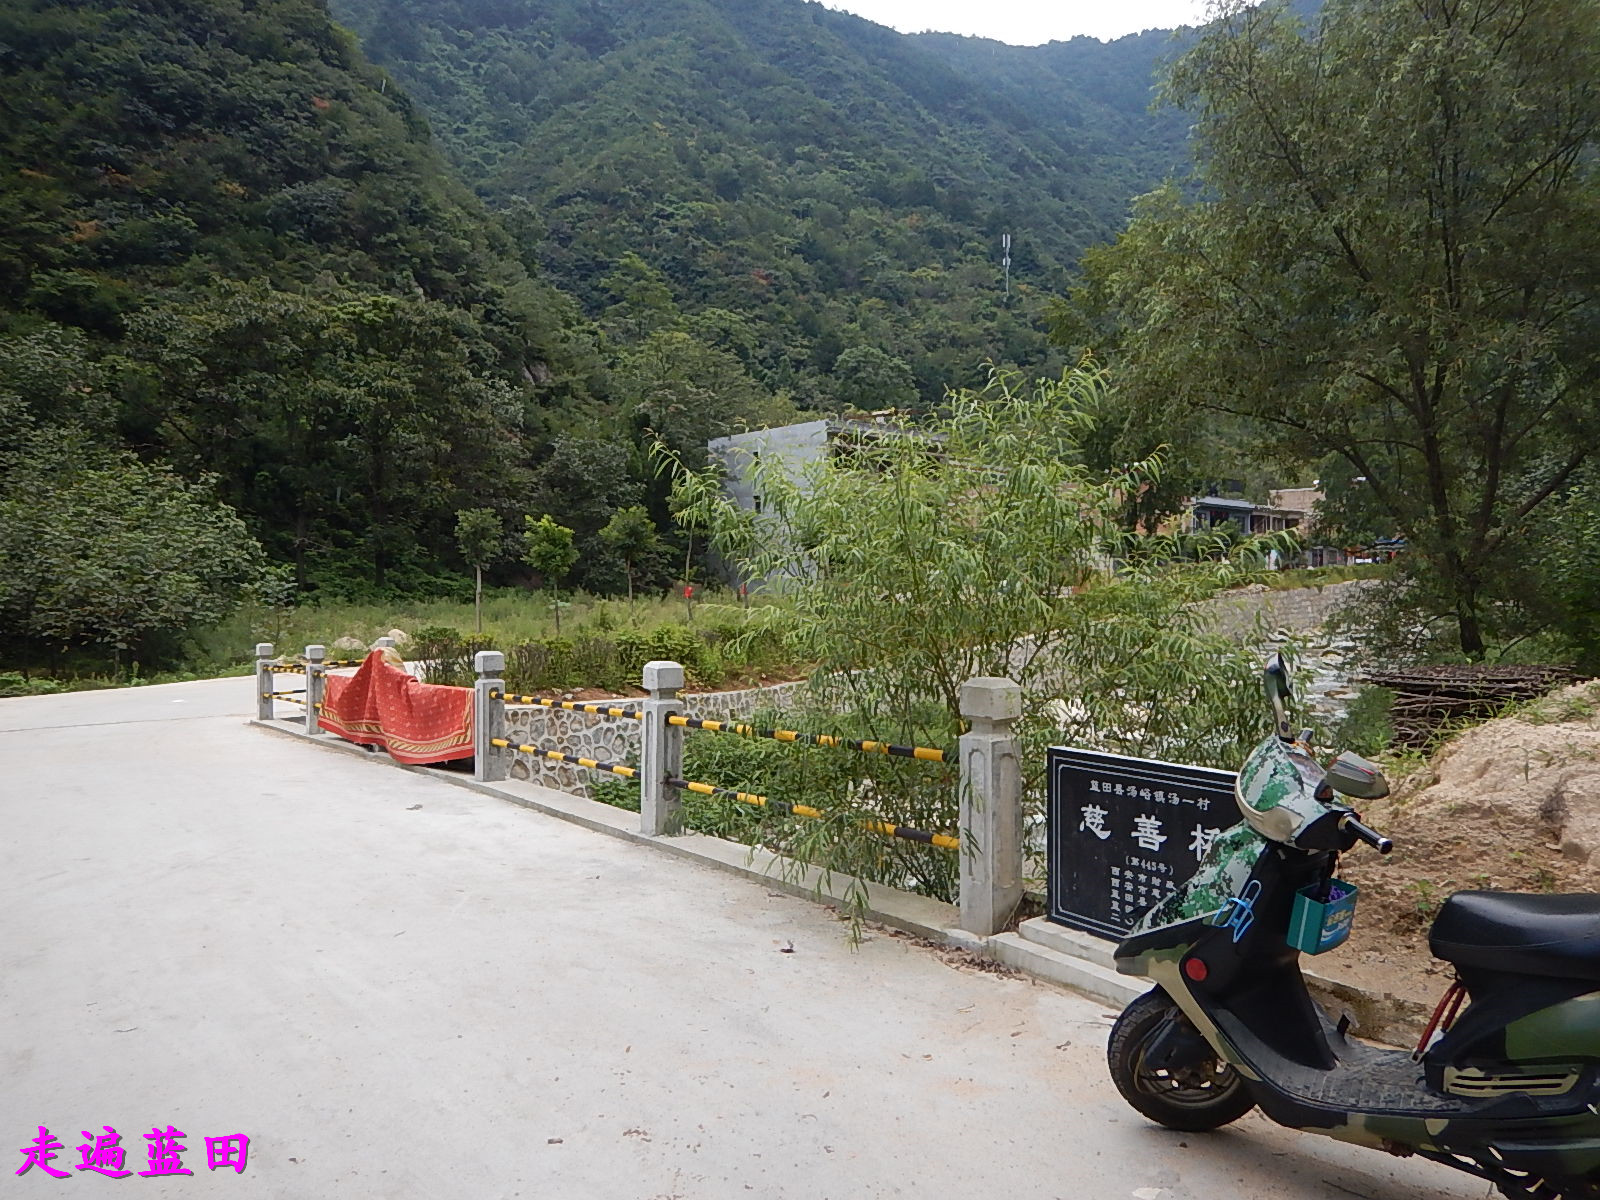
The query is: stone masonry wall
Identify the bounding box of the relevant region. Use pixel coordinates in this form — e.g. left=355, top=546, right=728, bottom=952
left=503, top=680, right=810, bottom=797
left=1199, top=578, right=1375, bottom=640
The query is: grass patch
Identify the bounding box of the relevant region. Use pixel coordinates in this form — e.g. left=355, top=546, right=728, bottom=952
left=1258, top=562, right=1391, bottom=590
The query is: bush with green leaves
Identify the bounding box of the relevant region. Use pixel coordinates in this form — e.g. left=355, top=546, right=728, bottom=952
left=668, top=366, right=1277, bottom=906
left=405, top=614, right=779, bottom=693
left=0, top=429, right=266, bottom=670
left=1332, top=686, right=1396, bottom=760
left=588, top=708, right=960, bottom=901
left=409, top=625, right=491, bottom=687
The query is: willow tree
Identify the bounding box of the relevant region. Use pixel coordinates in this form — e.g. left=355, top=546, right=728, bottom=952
left=1062, top=0, right=1600, bottom=657
left=668, top=367, right=1273, bottom=907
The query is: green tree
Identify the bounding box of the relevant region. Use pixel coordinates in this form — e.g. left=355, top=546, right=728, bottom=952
left=830, top=345, right=917, bottom=412
left=614, top=330, right=795, bottom=470
left=598, top=504, right=662, bottom=614
left=122, top=282, right=524, bottom=592
left=454, top=507, right=502, bottom=632
left=1062, top=0, right=1600, bottom=658
left=669, top=367, right=1270, bottom=908
left=526, top=435, right=647, bottom=594
left=0, top=430, right=266, bottom=670
left=522, top=514, right=578, bottom=634
left=599, top=252, right=680, bottom=341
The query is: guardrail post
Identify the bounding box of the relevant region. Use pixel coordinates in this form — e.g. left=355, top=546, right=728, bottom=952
left=373, top=636, right=396, bottom=655
left=474, top=650, right=507, bottom=783
left=640, top=660, right=685, bottom=836
left=304, top=644, right=326, bottom=736
left=255, top=643, right=275, bottom=721
left=958, top=676, right=1023, bottom=937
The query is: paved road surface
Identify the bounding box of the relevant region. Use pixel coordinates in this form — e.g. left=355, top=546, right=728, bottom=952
left=0, top=680, right=1484, bottom=1199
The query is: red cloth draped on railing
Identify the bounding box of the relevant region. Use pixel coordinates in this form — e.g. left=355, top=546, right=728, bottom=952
left=319, top=651, right=474, bottom=764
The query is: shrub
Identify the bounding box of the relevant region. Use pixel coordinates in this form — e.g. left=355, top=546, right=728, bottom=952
left=668, top=366, right=1276, bottom=913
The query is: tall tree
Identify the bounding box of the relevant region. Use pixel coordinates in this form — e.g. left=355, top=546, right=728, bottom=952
left=831, top=345, right=917, bottom=412
left=522, top=514, right=578, bottom=635
left=1062, top=0, right=1600, bottom=657
left=454, top=508, right=503, bottom=632
left=598, top=504, right=662, bottom=614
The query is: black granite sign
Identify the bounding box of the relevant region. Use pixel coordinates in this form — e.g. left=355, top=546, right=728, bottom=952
left=1047, top=746, right=1242, bottom=940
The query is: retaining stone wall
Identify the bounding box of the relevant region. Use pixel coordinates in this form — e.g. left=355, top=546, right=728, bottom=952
left=504, top=680, right=810, bottom=797
left=1200, top=578, right=1375, bottom=640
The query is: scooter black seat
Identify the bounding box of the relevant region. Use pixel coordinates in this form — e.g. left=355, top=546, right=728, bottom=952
left=1430, top=891, right=1600, bottom=980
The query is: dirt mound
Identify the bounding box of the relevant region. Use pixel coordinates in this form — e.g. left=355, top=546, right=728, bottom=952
left=1319, top=681, right=1600, bottom=1023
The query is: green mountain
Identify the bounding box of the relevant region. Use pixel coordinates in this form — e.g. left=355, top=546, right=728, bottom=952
left=327, top=0, right=1192, bottom=403
left=0, top=0, right=1196, bottom=659
left=0, top=0, right=603, bottom=595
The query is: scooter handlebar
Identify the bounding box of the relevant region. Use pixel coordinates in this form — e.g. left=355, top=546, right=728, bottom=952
left=1340, top=814, right=1394, bottom=855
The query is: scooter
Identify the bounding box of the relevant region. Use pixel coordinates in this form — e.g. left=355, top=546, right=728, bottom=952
left=1108, top=653, right=1600, bottom=1199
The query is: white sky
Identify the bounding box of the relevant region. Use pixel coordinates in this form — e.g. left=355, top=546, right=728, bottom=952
left=823, top=0, right=1213, bottom=44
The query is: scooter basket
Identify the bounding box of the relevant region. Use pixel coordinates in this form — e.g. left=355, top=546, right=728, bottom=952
left=1289, top=879, right=1358, bottom=954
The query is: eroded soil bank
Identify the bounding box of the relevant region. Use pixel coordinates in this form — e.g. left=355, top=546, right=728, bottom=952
left=1318, top=681, right=1600, bottom=1034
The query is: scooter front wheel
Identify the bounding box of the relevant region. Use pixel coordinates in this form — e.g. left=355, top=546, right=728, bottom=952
left=1108, top=987, right=1256, bottom=1132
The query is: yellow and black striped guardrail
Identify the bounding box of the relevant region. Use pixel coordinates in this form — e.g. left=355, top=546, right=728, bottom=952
left=483, top=737, right=957, bottom=848
left=665, top=715, right=948, bottom=763
left=491, top=692, right=642, bottom=721
left=664, top=777, right=959, bottom=849
left=488, top=738, right=638, bottom=780
left=269, top=664, right=307, bottom=675
left=262, top=690, right=306, bottom=702
left=484, top=691, right=948, bottom=765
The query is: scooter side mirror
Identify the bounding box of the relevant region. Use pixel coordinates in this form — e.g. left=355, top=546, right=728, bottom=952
left=1263, top=653, right=1293, bottom=738
left=1327, top=750, right=1390, bottom=800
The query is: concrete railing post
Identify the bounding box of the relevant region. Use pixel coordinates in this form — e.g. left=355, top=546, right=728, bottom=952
left=304, top=644, right=326, bottom=736
left=640, top=660, right=685, bottom=836
left=958, top=677, right=1024, bottom=937
left=473, top=651, right=507, bottom=783
left=373, top=636, right=396, bottom=654
left=255, top=643, right=276, bottom=721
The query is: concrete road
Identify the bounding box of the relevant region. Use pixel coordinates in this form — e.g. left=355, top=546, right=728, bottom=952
left=0, top=681, right=1481, bottom=1199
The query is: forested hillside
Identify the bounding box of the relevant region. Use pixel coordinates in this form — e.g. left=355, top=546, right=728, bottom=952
left=0, top=0, right=1192, bottom=674
left=0, top=0, right=615, bottom=659
left=328, top=0, right=1190, bottom=404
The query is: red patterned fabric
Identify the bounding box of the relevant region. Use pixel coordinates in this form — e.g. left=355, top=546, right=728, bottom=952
left=319, top=651, right=475, bottom=764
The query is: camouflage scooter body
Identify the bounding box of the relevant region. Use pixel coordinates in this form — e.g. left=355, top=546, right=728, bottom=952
left=1108, top=656, right=1600, bottom=1199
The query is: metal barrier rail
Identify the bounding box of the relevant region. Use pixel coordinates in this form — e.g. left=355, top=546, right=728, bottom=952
left=262, top=690, right=306, bottom=702
left=665, top=715, right=948, bottom=763
left=269, top=660, right=366, bottom=674
left=485, top=688, right=947, bottom=763
left=490, top=692, right=642, bottom=721
left=483, top=734, right=956, bottom=848
left=488, top=738, right=638, bottom=779
left=663, top=777, right=960, bottom=849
